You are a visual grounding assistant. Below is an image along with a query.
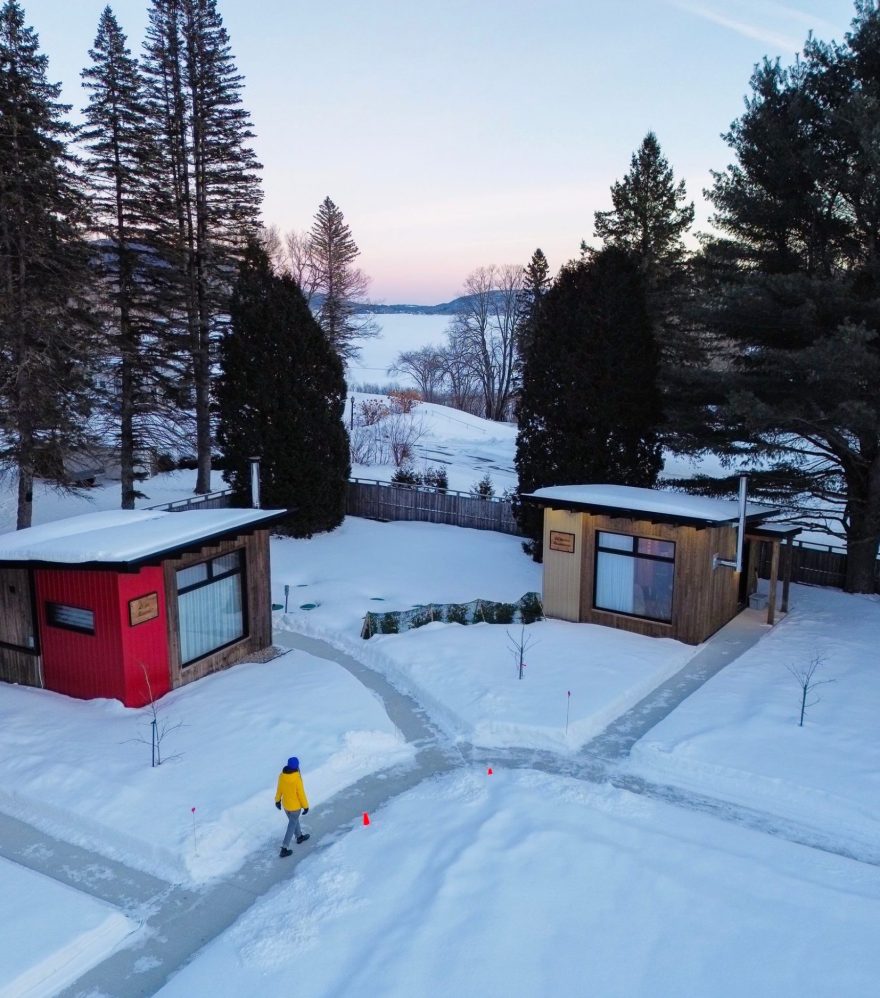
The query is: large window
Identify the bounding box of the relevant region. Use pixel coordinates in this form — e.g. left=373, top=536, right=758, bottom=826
left=176, top=550, right=245, bottom=665
left=594, top=531, right=675, bottom=623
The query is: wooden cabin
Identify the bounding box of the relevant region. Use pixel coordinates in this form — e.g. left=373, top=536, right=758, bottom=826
left=523, top=485, right=797, bottom=645
left=0, top=508, right=286, bottom=707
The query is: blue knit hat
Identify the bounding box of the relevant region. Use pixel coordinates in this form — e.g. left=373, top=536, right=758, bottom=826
left=287, top=756, right=299, bottom=770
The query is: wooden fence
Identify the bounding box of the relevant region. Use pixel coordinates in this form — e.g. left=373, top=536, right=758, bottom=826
left=758, top=540, right=880, bottom=592
left=346, top=478, right=520, bottom=535
left=147, top=488, right=235, bottom=513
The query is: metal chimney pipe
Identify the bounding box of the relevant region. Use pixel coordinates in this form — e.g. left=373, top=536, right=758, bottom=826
left=249, top=456, right=261, bottom=509
left=734, top=474, right=747, bottom=573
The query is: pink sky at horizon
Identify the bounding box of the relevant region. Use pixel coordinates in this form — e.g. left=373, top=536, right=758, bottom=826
left=23, top=0, right=856, bottom=304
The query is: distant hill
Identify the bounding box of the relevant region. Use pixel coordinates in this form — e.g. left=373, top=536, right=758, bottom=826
left=352, top=292, right=507, bottom=316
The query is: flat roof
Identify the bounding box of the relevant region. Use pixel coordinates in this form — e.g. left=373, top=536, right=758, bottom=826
left=0, top=508, right=287, bottom=569
left=523, top=484, right=780, bottom=527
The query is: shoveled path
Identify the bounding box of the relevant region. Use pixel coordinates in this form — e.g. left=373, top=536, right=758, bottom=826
left=0, top=610, right=868, bottom=996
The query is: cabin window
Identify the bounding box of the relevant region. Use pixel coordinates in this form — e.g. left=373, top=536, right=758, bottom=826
left=176, top=550, right=245, bottom=665
left=46, top=602, right=95, bottom=635
left=594, top=531, right=675, bottom=623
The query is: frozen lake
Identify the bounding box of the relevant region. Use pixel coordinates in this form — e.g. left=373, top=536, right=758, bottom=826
left=346, top=313, right=450, bottom=389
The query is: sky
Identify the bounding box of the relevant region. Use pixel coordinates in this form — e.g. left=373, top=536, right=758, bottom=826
left=22, top=0, right=857, bottom=303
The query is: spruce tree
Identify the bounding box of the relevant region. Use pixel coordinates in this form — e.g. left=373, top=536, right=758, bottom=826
left=0, top=0, right=98, bottom=528
left=82, top=7, right=180, bottom=508
left=674, top=5, right=880, bottom=592
left=309, top=196, right=376, bottom=362
left=515, top=248, right=551, bottom=382
left=217, top=243, right=350, bottom=538
left=593, top=132, right=694, bottom=289
left=514, top=248, right=662, bottom=557
left=141, top=0, right=262, bottom=494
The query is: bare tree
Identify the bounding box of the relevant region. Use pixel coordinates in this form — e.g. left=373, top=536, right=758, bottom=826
left=447, top=264, right=524, bottom=421
left=785, top=655, right=835, bottom=727
left=437, top=327, right=483, bottom=414
left=389, top=346, right=445, bottom=401
left=507, top=625, right=536, bottom=681
left=283, top=228, right=319, bottom=302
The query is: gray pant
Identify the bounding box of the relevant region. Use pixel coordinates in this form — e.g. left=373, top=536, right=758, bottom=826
left=282, top=809, right=302, bottom=848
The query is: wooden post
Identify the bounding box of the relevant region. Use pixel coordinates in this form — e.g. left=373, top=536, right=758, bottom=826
left=767, top=541, right=780, bottom=625
left=781, top=536, right=793, bottom=614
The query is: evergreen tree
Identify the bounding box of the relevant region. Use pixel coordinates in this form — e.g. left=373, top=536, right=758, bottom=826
left=141, top=0, right=262, bottom=494
left=0, top=0, right=98, bottom=528
left=593, top=132, right=694, bottom=289
left=515, top=248, right=551, bottom=384
left=217, top=243, right=350, bottom=538
left=674, top=4, right=880, bottom=592
left=514, top=248, right=662, bottom=557
left=81, top=6, right=180, bottom=509
left=309, top=196, right=376, bottom=361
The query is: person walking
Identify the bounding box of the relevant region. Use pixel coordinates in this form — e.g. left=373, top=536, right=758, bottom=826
left=275, top=756, right=310, bottom=857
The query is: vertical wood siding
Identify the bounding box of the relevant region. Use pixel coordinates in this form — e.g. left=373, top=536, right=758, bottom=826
left=541, top=510, right=584, bottom=621
left=117, top=566, right=171, bottom=707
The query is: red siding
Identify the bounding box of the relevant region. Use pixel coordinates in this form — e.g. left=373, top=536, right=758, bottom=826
left=36, top=570, right=125, bottom=702
left=34, top=567, right=171, bottom=707
left=117, top=568, right=170, bottom=707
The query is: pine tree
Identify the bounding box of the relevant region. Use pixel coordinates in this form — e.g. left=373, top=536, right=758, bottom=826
left=217, top=242, right=350, bottom=537
left=141, top=0, right=262, bottom=494
left=81, top=6, right=180, bottom=509
left=515, top=248, right=551, bottom=382
left=0, top=0, right=99, bottom=528
left=309, top=196, right=376, bottom=362
left=593, top=132, right=694, bottom=289
left=673, top=5, right=880, bottom=592
left=514, top=248, right=662, bottom=557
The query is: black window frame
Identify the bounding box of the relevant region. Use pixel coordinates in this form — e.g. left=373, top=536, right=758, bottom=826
left=45, top=601, right=96, bottom=636
left=593, top=530, right=676, bottom=624
left=175, top=549, right=248, bottom=667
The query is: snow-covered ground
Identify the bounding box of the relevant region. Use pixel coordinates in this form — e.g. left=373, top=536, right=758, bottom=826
left=0, top=857, right=135, bottom=997
left=157, top=769, right=880, bottom=998
left=271, top=518, right=696, bottom=751
left=345, top=312, right=449, bottom=390
left=627, top=584, right=880, bottom=847
left=0, top=650, right=413, bottom=885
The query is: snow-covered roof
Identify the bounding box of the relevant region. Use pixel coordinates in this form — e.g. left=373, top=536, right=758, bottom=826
left=524, top=485, right=778, bottom=526
left=0, top=508, right=287, bottom=567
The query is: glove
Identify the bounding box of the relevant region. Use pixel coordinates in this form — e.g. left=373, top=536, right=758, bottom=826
left=275, top=800, right=282, bottom=810
left=302, top=808, right=309, bottom=815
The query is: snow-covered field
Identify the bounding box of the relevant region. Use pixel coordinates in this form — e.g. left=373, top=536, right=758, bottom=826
left=157, top=769, right=880, bottom=998
left=0, top=650, right=413, bottom=886
left=271, top=518, right=696, bottom=751
left=628, top=584, right=880, bottom=847
left=0, top=396, right=877, bottom=995
left=0, top=858, right=135, bottom=998
left=345, top=312, right=449, bottom=390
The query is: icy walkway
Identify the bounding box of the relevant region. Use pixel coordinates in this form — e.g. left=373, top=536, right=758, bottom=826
left=2, top=609, right=871, bottom=997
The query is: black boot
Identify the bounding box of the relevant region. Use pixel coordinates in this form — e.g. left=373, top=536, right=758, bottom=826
left=296, top=834, right=310, bottom=844
left=279, top=847, right=293, bottom=858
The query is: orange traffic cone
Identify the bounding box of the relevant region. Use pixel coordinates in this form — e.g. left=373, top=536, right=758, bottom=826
left=362, top=811, right=371, bottom=826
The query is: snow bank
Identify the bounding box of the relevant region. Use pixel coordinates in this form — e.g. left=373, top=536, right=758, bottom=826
left=0, top=858, right=135, bottom=997
left=157, top=769, right=880, bottom=998
left=0, top=652, right=413, bottom=885
left=628, top=585, right=880, bottom=846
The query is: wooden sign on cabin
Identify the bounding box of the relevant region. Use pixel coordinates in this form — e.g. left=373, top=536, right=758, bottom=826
left=549, top=530, right=575, bottom=553
left=129, top=593, right=159, bottom=626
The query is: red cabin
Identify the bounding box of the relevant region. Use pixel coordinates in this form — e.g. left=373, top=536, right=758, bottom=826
left=0, top=508, right=285, bottom=707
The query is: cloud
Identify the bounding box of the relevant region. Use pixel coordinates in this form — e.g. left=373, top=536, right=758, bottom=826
left=666, top=0, right=827, bottom=53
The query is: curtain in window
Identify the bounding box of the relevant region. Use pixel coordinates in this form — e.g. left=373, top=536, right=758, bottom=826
left=178, top=575, right=243, bottom=664
left=596, top=551, right=636, bottom=613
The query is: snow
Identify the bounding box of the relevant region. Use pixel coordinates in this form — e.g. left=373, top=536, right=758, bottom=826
left=157, top=769, right=880, bottom=998
left=628, top=584, right=880, bottom=848
left=269, top=518, right=696, bottom=751
left=0, top=857, right=135, bottom=997
left=0, top=507, right=284, bottom=565
left=528, top=483, right=777, bottom=523
left=0, top=469, right=229, bottom=535
left=345, top=313, right=450, bottom=389
left=0, top=651, right=413, bottom=885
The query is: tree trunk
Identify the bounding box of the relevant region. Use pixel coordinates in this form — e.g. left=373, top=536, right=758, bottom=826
left=844, top=464, right=880, bottom=593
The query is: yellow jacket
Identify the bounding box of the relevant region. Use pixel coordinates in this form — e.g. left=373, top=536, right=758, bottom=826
left=275, top=768, right=309, bottom=811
